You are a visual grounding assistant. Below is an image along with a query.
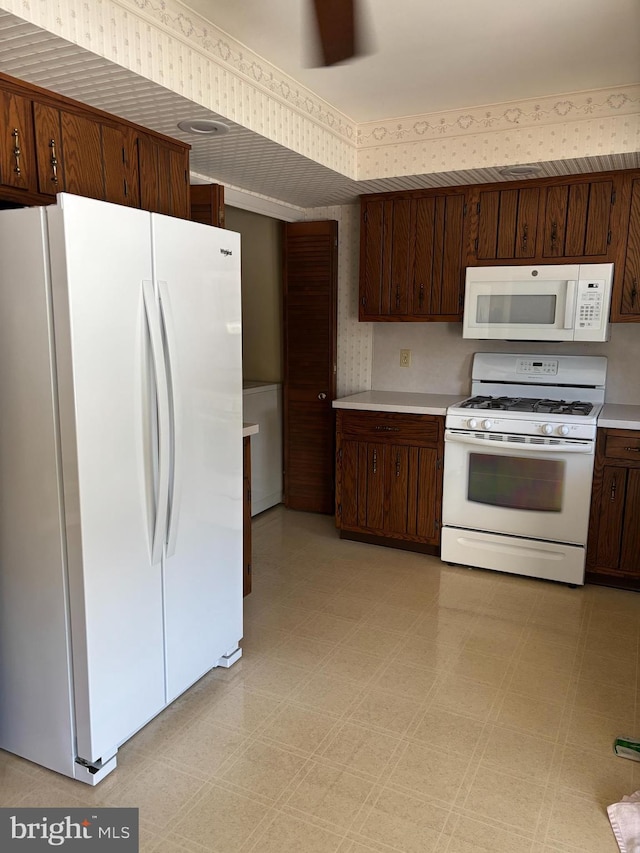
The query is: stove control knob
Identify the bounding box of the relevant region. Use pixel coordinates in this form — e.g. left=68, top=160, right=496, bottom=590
left=467, top=418, right=478, bottom=429
left=482, top=419, right=493, bottom=430
left=542, top=423, right=553, bottom=435
left=558, top=424, right=570, bottom=436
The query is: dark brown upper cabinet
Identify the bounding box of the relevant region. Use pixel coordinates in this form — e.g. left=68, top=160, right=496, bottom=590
left=466, top=173, right=622, bottom=268
left=0, top=71, right=190, bottom=219
left=359, top=189, right=465, bottom=321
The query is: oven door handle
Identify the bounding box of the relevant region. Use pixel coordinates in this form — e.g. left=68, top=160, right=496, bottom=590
left=444, top=431, right=594, bottom=453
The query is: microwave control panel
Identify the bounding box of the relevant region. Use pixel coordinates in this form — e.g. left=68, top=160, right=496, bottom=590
left=577, top=279, right=606, bottom=329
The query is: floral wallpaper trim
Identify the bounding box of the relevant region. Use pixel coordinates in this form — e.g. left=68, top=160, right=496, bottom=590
left=121, top=0, right=357, bottom=143
left=358, top=87, right=640, bottom=147
left=357, top=114, right=640, bottom=181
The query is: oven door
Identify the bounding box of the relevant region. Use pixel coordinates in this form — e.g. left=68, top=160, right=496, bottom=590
left=442, top=430, right=595, bottom=545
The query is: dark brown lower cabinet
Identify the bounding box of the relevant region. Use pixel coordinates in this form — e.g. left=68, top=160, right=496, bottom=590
left=335, top=410, right=443, bottom=551
left=587, top=428, right=640, bottom=589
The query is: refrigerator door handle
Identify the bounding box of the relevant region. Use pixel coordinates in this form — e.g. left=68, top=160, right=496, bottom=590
left=158, top=280, right=182, bottom=557
left=142, top=280, right=171, bottom=565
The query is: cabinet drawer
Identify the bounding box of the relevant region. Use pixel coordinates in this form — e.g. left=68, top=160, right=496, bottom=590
left=604, top=431, right=640, bottom=463
left=337, top=410, right=441, bottom=444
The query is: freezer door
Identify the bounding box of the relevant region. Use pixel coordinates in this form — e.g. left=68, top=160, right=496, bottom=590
left=47, top=195, right=166, bottom=762
left=151, top=214, right=243, bottom=702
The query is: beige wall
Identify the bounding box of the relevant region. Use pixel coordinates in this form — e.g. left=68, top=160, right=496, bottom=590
left=226, top=206, right=283, bottom=383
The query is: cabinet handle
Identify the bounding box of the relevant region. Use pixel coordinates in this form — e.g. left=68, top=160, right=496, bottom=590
left=48, top=138, right=59, bottom=184
left=395, top=453, right=401, bottom=478
left=395, top=287, right=400, bottom=309
left=418, top=283, right=425, bottom=309
left=610, top=476, right=617, bottom=501
left=317, top=392, right=327, bottom=400
left=521, top=223, right=528, bottom=253
left=550, top=221, right=558, bottom=249
left=623, top=446, right=640, bottom=453
left=11, top=128, right=21, bottom=175
left=372, top=448, right=377, bottom=474
left=631, top=279, right=638, bottom=306
left=373, top=425, right=400, bottom=432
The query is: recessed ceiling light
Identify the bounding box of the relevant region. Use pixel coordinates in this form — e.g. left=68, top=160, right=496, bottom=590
left=177, top=119, right=229, bottom=136
left=499, top=165, right=542, bottom=179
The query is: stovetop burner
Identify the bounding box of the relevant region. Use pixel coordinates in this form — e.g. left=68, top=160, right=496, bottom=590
left=459, top=395, right=595, bottom=416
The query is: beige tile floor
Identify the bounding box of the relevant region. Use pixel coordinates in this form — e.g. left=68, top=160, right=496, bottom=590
left=2, top=506, right=639, bottom=852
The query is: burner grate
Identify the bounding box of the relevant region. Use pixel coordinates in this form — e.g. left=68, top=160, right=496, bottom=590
left=460, top=395, right=594, bottom=416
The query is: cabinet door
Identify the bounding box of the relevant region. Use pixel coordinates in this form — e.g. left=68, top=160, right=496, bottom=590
left=0, top=90, right=36, bottom=192
left=595, top=465, right=627, bottom=569
left=387, top=198, right=412, bottom=316
left=619, top=178, right=640, bottom=318
left=364, top=443, right=385, bottom=530
left=414, top=446, right=440, bottom=541
left=541, top=178, right=615, bottom=259
left=360, top=199, right=385, bottom=316
left=359, top=198, right=411, bottom=317
left=385, top=444, right=410, bottom=535
left=138, top=135, right=189, bottom=218
left=411, top=194, right=465, bottom=318
left=33, top=101, right=65, bottom=195
left=338, top=439, right=360, bottom=529
left=475, top=187, right=539, bottom=260
left=60, top=110, right=104, bottom=199
left=620, top=468, right=640, bottom=574
left=102, top=125, right=140, bottom=208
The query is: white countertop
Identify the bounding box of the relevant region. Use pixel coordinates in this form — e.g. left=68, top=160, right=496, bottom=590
left=598, top=404, right=640, bottom=431
left=242, top=422, right=259, bottom=437
left=335, top=392, right=640, bottom=429
left=333, top=391, right=465, bottom=416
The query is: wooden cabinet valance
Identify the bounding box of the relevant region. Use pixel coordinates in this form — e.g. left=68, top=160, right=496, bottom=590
left=0, top=71, right=189, bottom=219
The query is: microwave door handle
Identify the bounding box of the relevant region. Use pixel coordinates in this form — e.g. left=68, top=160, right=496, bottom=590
left=564, top=280, right=577, bottom=329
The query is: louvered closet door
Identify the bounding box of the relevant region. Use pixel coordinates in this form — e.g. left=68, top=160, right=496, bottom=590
left=283, top=221, right=338, bottom=513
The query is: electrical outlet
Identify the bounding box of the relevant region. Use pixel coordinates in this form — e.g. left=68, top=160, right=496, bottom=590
left=400, top=349, right=411, bottom=367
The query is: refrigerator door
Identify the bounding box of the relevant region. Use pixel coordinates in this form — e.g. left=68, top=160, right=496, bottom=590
left=47, top=195, right=166, bottom=762
left=0, top=207, right=78, bottom=778
left=151, top=214, right=243, bottom=702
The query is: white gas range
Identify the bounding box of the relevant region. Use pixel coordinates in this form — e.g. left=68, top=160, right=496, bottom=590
left=441, top=353, right=607, bottom=585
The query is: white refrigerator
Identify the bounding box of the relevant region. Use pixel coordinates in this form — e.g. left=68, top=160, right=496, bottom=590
left=0, top=194, right=243, bottom=784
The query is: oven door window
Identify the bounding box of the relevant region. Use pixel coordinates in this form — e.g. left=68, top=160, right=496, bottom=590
left=468, top=452, right=565, bottom=512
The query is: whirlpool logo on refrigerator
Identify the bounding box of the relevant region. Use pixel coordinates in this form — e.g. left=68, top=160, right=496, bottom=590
left=220, top=248, right=233, bottom=256
left=0, top=808, right=138, bottom=851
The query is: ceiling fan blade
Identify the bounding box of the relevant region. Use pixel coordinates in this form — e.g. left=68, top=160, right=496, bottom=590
left=311, top=0, right=357, bottom=66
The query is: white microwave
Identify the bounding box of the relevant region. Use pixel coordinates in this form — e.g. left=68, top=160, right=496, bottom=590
left=462, top=263, right=614, bottom=342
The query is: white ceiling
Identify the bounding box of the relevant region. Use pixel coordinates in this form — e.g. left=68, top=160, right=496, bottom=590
left=0, top=1, right=639, bottom=209
left=181, top=0, right=640, bottom=123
